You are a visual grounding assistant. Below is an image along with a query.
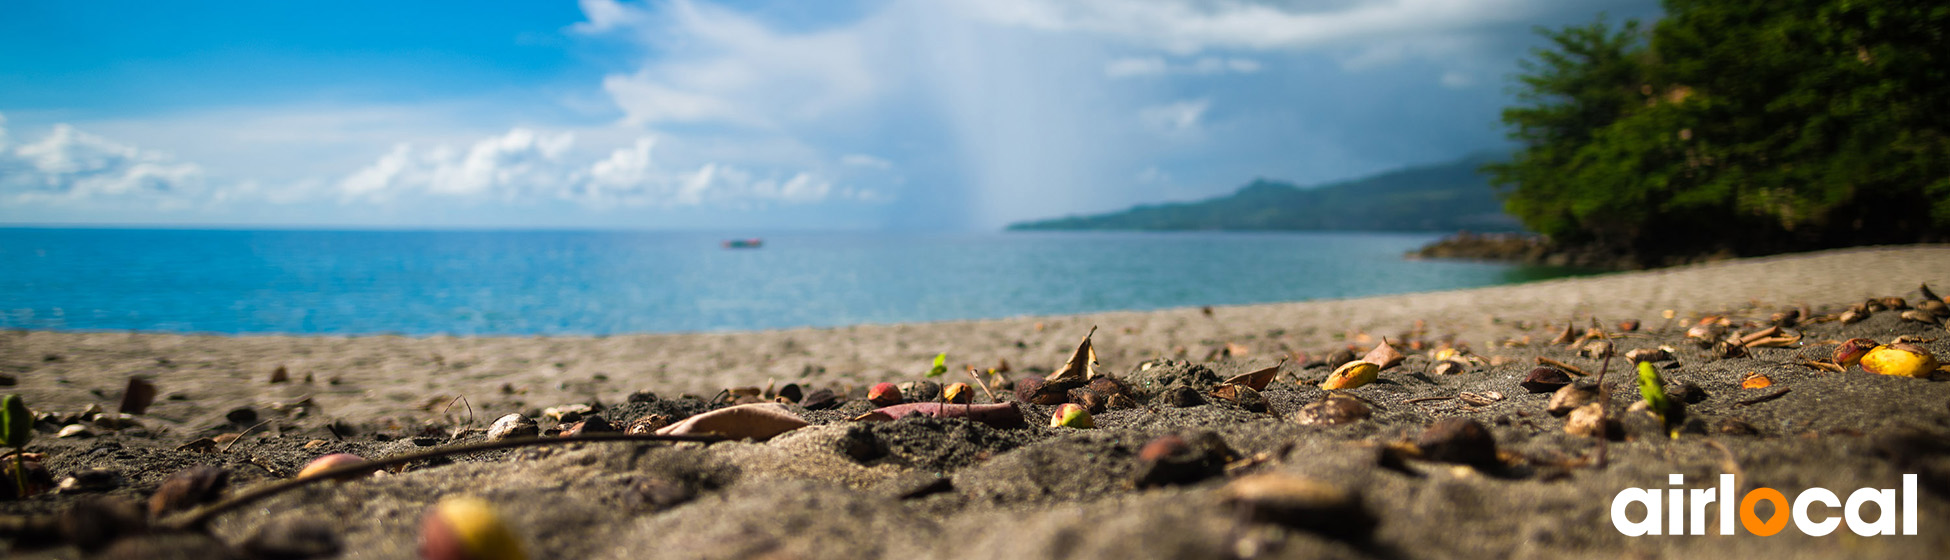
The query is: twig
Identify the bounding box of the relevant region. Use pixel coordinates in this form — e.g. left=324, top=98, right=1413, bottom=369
left=160, top=432, right=725, bottom=530
left=966, top=366, right=997, bottom=403
left=439, top=395, right=474, bottom=428
left=1403, top=396, right=1454, bottom=404
left=1734, top=388, right=1791, bottom=407
left=219, top=420, right=275, bottom=454
left=1592, top=322, right=1615, bottom=468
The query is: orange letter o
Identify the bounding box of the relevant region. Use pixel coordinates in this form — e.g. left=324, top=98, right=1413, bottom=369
left=1741, top=488, right=1789, bottom=536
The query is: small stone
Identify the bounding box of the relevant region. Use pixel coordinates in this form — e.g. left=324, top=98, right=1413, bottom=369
left=1519, top=367, right=1572, bottom=393
left=1546, top=383, right=1597, bottom=416
left=559, top=415, right=615, bottom=437
left=1219, top=473, right=1376, bottom=541
left=1416, top=418, right=1499, bottom=468
left=243, top=517, right=341, bottom=560
left=57, top=424, right=93, bottom=438
left=1293, top=394, right=1371, bottom=426
left=1106, top=393, right=1138, bottom=410
left=899, top=380, right=942, bottom=402
left=1668, top=381, right=1707, bottom=404
left=486, top=414, right=539, bottom=441
left=542, top=404, right=592, bottom=424
left=626, top=414, right=672, bottom=435
left=225, top=407, right=258, bottom=425
left=1160, top=385, right=1205, bottom=407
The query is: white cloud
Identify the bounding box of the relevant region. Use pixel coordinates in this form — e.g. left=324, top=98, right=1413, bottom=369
left=578, top=0, right=879, bottom=128
left=1104, top=55, right=1261, bottom=78
left=953, top=0, right=1559, bottom=55
left=337, top=128, right=849, bottom=207
left=0, top=115, right=206, bottom=204
left=1138, top=99, right=1210, bottom=134
left=1440, top=70, right=1474, bottom=88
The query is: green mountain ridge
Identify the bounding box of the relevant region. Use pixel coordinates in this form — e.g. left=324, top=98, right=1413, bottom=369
left=1007, top=155, right=1522, bottom=232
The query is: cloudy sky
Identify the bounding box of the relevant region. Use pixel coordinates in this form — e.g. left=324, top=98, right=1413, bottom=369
left=0, top=0, right=1660, bottom=230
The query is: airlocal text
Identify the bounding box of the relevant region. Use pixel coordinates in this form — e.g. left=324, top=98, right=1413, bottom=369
left=1612, top=474, right=1918, bottom=536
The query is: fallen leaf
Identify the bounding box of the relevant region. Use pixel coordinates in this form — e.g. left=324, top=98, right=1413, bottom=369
left=851, top=402, right=1026, bottom=429
left=1224, top=364, right=1281, bottom=391
left=1046, top=326, right=1101, bottom=384
left=924, top=353, right=949, bottom=378
left=1319, top=361, right=1378, bottom=390
left=118, top=377, right=157, bottom=415
left=654, top=403, right=809, bottom=441
left=1360, top=339, right=1404, bottom=370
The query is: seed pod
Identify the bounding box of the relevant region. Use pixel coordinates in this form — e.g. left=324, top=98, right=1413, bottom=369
left=419, top=496, right=527, bottom=560
left=1519, top=367, right=1572, bottom=393
left=942, top=383, right=973, bottom=404
left=485, top=414, right=538, bottom=441
left=1839, top=308, right=1869, bottom=324
left=1547, top=383, right=1597, bottom=416
left=867, top=382, right=903, bottom=407
left=298, top=454, right=373, bottom=481
left=1860, top=343, right=1940, bottom=378
left=1900, top=309, right=1942, bottom=326
left=1319, top=361, right=1379, bottom=390
left=1624, top=347, right=1669, bottom=363
left=1086, top=376, right=1131, bottom=399
left=1833, top=338, right=1878, bottom=368
left=1685, top=319, right=1725, bottom=342
left=1050, top=403, right=1094, bottom=428
left=1293, top=394, right=1371, bottom=426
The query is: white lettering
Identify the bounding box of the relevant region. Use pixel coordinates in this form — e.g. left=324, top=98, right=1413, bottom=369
left=1720, top=474, right=1736, bottom=535
left=1904, top=474, right=1917, bottom=535
left=1845, top=488, right=1896, bottom=536
left=1613, top=487, right=1662, bottom=536
left=1690, top=488, right=1717, bottom=535
left=1793, top=488, right=1841, bottom=536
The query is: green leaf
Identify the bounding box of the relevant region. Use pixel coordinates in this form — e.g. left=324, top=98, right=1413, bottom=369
left=1635, top=361, right=1680, bottom=439
left=924, top=353, right=948, bottom=378
left=2, top=394, right=30, bottom=448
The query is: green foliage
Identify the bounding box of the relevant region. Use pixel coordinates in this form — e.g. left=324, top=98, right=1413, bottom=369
left=1635, top=361, right=1680, bottom=439
left=1492, top=1, right=1950, bottom=264
left=1010, top=156, right=1519, bottom=232
left=924, top=353, right=948, bottom=378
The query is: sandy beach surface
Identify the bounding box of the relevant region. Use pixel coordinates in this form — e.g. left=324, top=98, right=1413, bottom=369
left=4, top=244, right=1950, bottom=559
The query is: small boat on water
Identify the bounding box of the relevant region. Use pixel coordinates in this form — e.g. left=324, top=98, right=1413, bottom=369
left=722, top=238, right=763, bottom=249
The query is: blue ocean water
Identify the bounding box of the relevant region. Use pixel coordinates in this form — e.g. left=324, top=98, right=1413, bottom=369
left=0, top=228, right=1588, bottom=335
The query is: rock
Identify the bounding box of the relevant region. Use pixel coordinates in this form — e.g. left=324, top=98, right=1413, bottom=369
left=1519, top=367, right=1572, bottom=393
left=225, top=407, right=258, bottom=425
left=243, top=517, right=341, bottom=560
left=1417, top=418, right=1499, bottom=467
left=487, top=415, right=542, bottom=440
left=1293, top=394, right=1371, bottom=426
left=1219, top=473, right=1376, bottom=541
left=57, top=469, right=120, bottom=493
left=149, top=466, right=229, bottom=517
left=1160, top=385, right=1205, bottom=407
left=1564, top=402, right=1606, bottom=437
left=1546, top=383, right=1597, bottom=416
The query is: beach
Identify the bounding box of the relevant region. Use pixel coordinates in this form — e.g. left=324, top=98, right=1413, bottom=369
left=5, top=244, right=1950, bottom=558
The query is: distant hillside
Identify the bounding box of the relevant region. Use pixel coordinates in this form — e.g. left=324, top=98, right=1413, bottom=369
left=1007, top=155, right=1522, bottom=232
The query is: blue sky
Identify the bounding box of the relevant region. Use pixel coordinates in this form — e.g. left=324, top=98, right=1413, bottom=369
left=0, top=0, right=1661, bottom=230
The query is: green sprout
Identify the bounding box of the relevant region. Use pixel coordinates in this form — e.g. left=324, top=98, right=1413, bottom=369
left=924, top=353, right=948, bottom=378
left=3, top=394, right=31, bottom=497
left=1635, top=361, right=1681, bottom=439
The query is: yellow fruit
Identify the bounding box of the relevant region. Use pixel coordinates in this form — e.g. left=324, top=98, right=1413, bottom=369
left=1050, top=403, right=1094, bottom=428
left=420, top=496, right=527, bottom=560
left=1319, top=361, right=1379, bottom=390
left=1860, top=343, right=1939, bottom=378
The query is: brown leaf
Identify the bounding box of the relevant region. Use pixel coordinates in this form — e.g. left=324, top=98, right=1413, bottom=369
left=1224, top=364, right=1281, bottom=391
left=654, top=403, right=809, bottom=441
left=118, top=377, right=157, bottom=415
left=1045, top=326, right=1101, bottom=384
left=1360, top=338, right=1405, bottom=370
left=851, top=402, right=1026, bottom=429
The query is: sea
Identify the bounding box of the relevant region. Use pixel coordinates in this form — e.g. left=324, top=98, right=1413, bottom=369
left=0, top=228, right=1590, bottom=336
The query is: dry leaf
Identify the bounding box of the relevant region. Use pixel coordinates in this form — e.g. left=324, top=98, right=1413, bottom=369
left=1046, top=326, right=1101, bottom=384
left=1740, top=373, right=1773, bottom=389
left=1224, top=364, right=1281, bottom=391
left=654, top=403, right=809, bottom=441
left=851, top=402, right=1026, bottom=429
left=1360, top=339, right=1404, bottom=370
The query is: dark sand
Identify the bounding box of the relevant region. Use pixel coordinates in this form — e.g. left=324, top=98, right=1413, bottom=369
left=4, top=244, right=1950, bottom=559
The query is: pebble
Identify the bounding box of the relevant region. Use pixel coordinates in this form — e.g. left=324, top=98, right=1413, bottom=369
left=1416, top=418, right=1499, bottom=467
left=486, top=414, right=539, bottom=441
left=1219, top=473, right=1376, bottom=541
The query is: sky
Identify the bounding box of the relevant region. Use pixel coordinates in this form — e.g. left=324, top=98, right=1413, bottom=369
left=0, top=0, right=1662, bottom=231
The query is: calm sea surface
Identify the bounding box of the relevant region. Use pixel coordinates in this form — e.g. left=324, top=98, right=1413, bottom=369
left=0, top=229, right=1589, bottom=335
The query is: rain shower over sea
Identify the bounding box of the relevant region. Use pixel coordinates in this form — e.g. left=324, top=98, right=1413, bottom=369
left=0, top=228, right=1588, bottom=336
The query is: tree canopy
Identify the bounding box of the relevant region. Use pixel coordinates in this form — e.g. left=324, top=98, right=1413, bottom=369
left=1488, top=0, right=1950, bottom=266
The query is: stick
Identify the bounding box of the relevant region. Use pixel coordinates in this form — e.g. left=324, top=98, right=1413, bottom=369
left=219, top=420, right=275, bottom=454
left=966, top=367, right=997, bottom=403
left=1535, top=356, right=1588, bottom=377
left=161, top=432, right=725, bottom=530
left=1404, top=396, right=1454, bottom=404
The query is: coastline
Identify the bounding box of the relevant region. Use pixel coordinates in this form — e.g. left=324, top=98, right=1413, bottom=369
left=5, top=244, right=1950, bottom=558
